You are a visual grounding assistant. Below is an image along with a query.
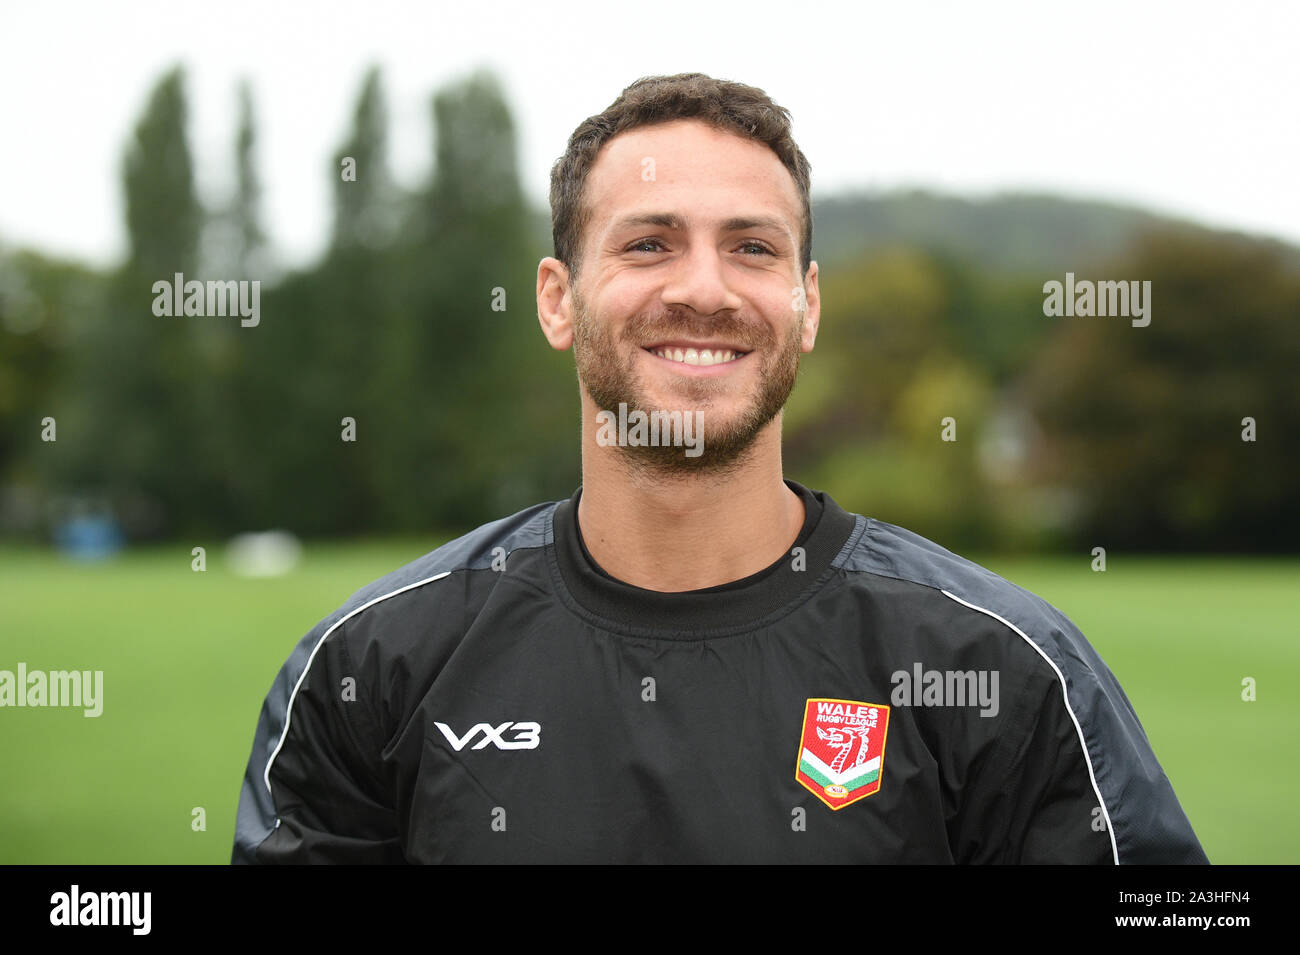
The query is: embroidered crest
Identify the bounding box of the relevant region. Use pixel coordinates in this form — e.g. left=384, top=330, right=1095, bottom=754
left=795, top=698, right=890, bottom=809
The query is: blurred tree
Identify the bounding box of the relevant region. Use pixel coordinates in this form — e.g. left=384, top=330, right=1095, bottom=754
left=786, top=245, right=1005, bottom=546
left=229, top=66, right=401, bottom=534
left=376, top=68, right=559, bottom=529
left=331, top=65, right=397, bottom=252
left=1025, top=228, right=1300, bottom=551
left=233, top=79, right=267, bottom=276
left=204, top=79, right=273, bottom=530
left=201, top=78, right=268, bottom=278
left=52, top=65, right=222, bottom=538
left=786, top=246, right=953, bottom=461
left=0, top=250, right=103, bottom=536
left=123, top=67, right=202, bottom=278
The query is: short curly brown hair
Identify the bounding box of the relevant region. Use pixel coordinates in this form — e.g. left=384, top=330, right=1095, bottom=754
left=548, top=72, right=813, bottom=282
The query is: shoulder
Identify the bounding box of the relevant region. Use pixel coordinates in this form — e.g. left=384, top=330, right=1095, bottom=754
left=833, top=513, right=1114, bottom=764
left=335, top=500, right=556, bottom=621
left=837, top=514, right=1090, bottom=675
left=300, top=499, right=558, bottom=665
left=833, top=512, right=1206, bottom=864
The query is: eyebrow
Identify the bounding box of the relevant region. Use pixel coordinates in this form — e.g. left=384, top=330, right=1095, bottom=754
left=609, top=212, right=792, bottom=237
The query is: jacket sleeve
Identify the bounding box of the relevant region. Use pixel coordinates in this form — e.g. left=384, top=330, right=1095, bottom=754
left=231, top=618, right=405, bottom=864
left=949, top=607, right=1209, bottom=865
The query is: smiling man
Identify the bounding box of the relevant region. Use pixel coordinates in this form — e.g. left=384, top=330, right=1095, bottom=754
left=233, top=73, right=1207, bottom=864
left=541, top=114, right=815, bottom=592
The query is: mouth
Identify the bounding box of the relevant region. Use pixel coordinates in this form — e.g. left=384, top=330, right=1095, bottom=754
left=642, top=342, right=750, bottom=367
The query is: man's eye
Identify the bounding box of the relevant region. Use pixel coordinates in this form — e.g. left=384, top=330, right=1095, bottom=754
left=738, top=242, right=773, bottom=256
left=626, top=239, right=665, bottom=253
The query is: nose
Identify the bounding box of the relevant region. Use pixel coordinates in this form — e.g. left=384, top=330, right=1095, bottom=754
left=658, top=241, right=745, bottom=317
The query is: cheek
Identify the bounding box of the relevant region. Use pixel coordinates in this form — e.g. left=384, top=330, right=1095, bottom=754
left=778, top=286, right=807, bottom=323
left=747, top=275, right=799, bottom=318
left=601, top=273, right=655, bottom=311
left=591, top=297, right=640, bottom=343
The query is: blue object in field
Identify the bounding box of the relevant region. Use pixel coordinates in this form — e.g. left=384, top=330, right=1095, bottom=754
left=54, top=516, right=125, bottom=561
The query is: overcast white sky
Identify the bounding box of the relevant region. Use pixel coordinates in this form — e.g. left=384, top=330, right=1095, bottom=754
left=3, top=0, right=1297, bottom=269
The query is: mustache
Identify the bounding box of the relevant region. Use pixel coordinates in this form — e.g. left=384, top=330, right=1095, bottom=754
left=622, top=309, right=771, bottom=350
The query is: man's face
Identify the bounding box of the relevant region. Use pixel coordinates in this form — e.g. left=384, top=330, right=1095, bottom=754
left=567, top=119, right=818, bottom=473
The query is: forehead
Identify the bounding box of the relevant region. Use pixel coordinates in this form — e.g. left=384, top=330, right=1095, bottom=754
left=584, top=119, right=801, bottom=240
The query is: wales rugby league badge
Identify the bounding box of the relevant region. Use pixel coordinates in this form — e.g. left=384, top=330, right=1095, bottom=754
left=795, top=698, right=890, bottom=809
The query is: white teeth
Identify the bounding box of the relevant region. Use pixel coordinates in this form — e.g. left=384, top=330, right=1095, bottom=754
left=651, top=347, right=742, bottom=365
left=652, top=348, right=740, bottom=365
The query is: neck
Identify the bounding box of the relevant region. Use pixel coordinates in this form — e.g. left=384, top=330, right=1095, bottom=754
left=577, top=402, right=804, bottom=592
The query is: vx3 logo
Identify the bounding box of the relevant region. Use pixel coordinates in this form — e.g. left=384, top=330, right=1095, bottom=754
left=435, top=720, right=541, bottom=751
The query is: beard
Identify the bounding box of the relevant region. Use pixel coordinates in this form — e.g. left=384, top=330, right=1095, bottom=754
left=571, top=287, right=805, bottom=476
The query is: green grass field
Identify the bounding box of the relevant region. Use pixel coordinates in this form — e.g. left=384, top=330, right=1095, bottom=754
left=1, top=541, right=1295, bottom=864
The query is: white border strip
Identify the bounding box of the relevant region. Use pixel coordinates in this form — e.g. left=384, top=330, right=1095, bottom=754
left=263, top=571, right=453, bottom=798
left=940, top=589, right=1120, bottom=865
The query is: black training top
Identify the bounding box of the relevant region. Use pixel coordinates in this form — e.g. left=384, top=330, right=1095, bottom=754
left=232, top=481, right=1208, bottom=864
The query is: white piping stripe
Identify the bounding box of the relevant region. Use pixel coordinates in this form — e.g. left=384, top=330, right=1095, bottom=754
left=940, top=589, right=1120, bottom=865
left=263, top=570, right=453, bottom=798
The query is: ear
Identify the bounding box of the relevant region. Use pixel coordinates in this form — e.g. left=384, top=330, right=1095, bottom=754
left=799, top=260, right=820, bottom=352
left=537, top=257, right=574, bottom=351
